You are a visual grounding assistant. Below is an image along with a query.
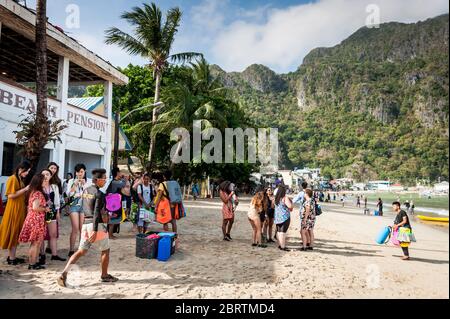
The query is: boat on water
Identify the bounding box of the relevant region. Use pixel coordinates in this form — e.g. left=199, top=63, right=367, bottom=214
left=417, top=215, right=449, bottom=223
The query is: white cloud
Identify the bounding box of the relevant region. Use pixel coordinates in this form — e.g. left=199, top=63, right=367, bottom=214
left=191, top=0, right=229, bottom=35
left=209, top=0, right=449, bottom=73
left=74, top=33, right=146, bottom=68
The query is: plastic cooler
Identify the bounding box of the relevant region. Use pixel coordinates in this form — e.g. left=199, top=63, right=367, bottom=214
left=376, top=226, right=391, bottom=244
left=135, top=233, right=159, bottom=259
left=158, top=232, right=177, bottom=255
left=157, top=237, right=172, bottom=262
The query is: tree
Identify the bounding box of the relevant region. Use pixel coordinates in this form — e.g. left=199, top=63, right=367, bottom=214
left=105, top=3, right=203, bottom=170
left=15, top=0, right=66, bottom=178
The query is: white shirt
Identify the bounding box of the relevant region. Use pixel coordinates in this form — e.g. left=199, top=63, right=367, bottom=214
left=66, top=178, right=92, bottom=197
left=138, top=183, right=153, bottom=205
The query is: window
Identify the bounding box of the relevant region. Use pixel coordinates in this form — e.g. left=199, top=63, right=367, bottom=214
left=2, top=142, right=21, bottom=176
left=1, top=142, right=50, bottom=176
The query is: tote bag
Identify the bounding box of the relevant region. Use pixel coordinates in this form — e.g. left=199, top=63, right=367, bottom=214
left=156, top=197, right=172, bottom=224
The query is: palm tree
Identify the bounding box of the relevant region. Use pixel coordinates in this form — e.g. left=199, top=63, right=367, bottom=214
left=105, top=3, right=203, bottom=169
left=152, top=58, right=238, bottom=168
left=15, top=0, right=66, bottom=178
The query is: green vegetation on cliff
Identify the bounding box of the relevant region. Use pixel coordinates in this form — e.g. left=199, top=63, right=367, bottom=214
left=212, top=14, right=449, bottom=185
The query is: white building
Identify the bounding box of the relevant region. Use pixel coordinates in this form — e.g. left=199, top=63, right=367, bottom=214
left=293, top=168, right=321, bottom=180
left=368, top=181, right=392, bottom=191
left=0, top=0, right=128, bottom=189
left=278, top=170, right=293, bottom=188
left=434, top=181, right=449, bottom=193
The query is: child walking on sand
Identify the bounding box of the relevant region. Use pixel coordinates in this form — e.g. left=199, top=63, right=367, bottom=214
left=57, top=169, right=118, bottom=287
left=392, top=201, right=416, bottom=260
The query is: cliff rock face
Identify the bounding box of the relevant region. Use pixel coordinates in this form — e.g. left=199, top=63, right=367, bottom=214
left=296, top=14, right=449, bottom=127
left=211, top=14, right=449, bottom=182
left=211, top=64, right=287, bottom=93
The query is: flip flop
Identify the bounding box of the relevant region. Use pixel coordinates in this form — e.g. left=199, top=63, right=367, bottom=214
left=57, top=275, right=67, bottom=287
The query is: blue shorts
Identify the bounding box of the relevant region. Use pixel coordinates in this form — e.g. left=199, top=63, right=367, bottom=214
left=108, top=210, right=122, bottom=225
left=69, top=198, right=82, bottom=213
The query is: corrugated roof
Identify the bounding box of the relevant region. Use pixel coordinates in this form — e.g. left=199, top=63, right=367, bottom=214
left=120, top=128, right=133, bottom=151
left=68, top=97, right=104, bottom=112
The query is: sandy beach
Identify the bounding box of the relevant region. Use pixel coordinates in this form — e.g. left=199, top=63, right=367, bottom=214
left=0, top=197, right=448, bottom=299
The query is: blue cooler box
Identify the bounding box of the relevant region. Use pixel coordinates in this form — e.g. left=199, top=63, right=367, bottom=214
left=157, top=237, right=172, bottom=262
left=376, top=226, right=391, bottom=244
left=158, top=232, right=177, bottom=255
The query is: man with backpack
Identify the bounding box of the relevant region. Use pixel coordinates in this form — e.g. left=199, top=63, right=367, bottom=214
left=106, top=167, right=126, bottom=240
left=57, top=168, right=118, bottom=287
left=154, top=170, right=183, bottom=234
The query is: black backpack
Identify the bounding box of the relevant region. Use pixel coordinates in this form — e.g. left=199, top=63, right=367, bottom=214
left=131, top=184, right=140, bottom=203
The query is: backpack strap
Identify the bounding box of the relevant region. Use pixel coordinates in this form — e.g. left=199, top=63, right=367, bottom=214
left=138, top=184, right=144, bottom=205
left=149, top=184, right=154, bottom=200
left=161, top=182, right=171, bottom=203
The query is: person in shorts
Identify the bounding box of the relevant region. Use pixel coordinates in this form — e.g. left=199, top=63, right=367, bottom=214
left=262, top=187, right=276, bottom=243
left=65, top=164, right=91, bottom=257
left=154, top=171, right=181, bottom=234
left=137, top=173, right=155, bottom=233
left=57, top=169, right=118, bottom=287
left=300, top=189, right=317, bottom=251
left=274, top=185, right=293, bottom=251
left=106, top=167, right=126, bottom=239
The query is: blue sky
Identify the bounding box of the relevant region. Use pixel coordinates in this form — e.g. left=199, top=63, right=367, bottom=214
left=26, top=0, right=449, bottom=73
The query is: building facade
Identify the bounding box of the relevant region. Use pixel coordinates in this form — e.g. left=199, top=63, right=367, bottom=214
left=0, top=0, right=128, bottom=191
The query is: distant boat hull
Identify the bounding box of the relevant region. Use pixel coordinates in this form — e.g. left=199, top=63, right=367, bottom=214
left=417, top=215, right=449, bottom=223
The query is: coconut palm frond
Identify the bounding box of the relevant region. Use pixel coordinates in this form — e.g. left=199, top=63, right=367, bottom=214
left=161, top=7, right=182, bottom=53
left=170, top=52, right=204, bottom=65
left=105, top=27, right=148, bottom=56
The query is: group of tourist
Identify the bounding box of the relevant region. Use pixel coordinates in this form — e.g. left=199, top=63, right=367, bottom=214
left=0, top=159, right=418, bottom=287
left=0, top=160, right=183, bottom=285
left=0, top=161, right=68, bottom=269
left=218, top=181, right=318, bottom=252
left=217, top=180, right=415, bottom=260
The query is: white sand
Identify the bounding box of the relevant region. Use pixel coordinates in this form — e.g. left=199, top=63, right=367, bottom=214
left=0, top=198, right=448, bottom=299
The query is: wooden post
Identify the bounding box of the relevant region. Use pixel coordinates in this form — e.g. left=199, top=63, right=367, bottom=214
left=55, top=56, right=69, bottom=179
left=104, top=80, right=113, bottom=175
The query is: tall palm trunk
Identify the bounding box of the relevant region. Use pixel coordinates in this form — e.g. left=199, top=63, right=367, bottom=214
left=147, top=71, right=161, bottom=169
left=29, top=0, right=49, bottom=170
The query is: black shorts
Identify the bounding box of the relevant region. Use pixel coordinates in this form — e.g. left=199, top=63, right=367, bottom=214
left=124, top=196, right=132, bottom=209
left=276, top=218, right=291, bottom=233
left=259, top=212, right=266, bottom=223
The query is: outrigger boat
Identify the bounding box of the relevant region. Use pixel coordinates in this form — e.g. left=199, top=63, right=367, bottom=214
left=417, top=215, right=449, bottom=223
